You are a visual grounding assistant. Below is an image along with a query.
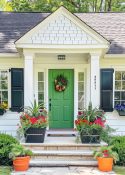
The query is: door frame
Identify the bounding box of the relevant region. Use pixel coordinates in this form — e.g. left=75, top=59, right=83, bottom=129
left=35, top=65, right=87, bottom=129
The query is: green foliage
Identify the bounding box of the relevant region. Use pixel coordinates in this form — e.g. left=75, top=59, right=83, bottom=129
left=93, top=146, right=119, bottom=163
left=9, top=0, right=125, bottom=12
left=11, top=0, right=32, bottom=12
left=0, top=134, right=19, bottom=165
left=80, top=123, right=103, bottom=135
left=109, top=136, right=125, bottom=166
left=80, top=102, right=106, bottom=122
left=9, top=144, right=33, bottom=160
left=0, top=166, right=12, bottom=175
left=24, top=100, right=47, bottom=117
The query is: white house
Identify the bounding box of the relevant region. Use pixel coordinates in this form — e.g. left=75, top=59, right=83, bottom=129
left=0, top=6, right=125, bottom=135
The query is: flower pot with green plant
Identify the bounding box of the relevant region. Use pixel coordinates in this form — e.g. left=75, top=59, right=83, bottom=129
left=19, top=100, right=48, bottom=143
left=0, top=102, right=8, bottom=115
left=9, top=144, right=33, bottom=171
left=93, top=146, right=119, bottom=172
left=75, top=102, right=113, bottom=143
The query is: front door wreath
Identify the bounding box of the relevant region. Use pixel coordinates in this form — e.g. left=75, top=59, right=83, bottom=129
left=54, top=75, right=68, bottom=92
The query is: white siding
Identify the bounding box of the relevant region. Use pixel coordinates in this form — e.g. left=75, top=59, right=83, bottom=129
left=30, top=14, right=98, bottom=45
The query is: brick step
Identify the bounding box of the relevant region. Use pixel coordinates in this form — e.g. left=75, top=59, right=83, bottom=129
left=31, top=150, right=94, bottom=161
left=30, top=159, right=98, bottom=167
left=23, top=142, right=107, bottom=151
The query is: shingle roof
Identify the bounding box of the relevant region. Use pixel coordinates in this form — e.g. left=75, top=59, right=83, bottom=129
left=0, top=12, right=125, bottom=54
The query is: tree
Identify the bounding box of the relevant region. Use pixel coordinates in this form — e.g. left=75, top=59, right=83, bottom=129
left=3, top=0, right=125, bottom=12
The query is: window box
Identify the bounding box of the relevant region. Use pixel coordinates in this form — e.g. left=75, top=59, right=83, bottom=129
left=118, top=110, right=125, bottom=116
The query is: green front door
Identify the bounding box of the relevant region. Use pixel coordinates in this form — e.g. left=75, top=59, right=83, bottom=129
left=49, top=69, right=74, bottom=129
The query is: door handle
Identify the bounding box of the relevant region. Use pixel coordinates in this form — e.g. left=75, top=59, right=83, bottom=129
left=49, top=102, right=51, bottom=111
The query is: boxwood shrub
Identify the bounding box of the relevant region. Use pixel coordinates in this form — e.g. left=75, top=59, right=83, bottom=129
left=110, top=136, right=125, bottom=166
left=0, top=133, right=19, bottom=165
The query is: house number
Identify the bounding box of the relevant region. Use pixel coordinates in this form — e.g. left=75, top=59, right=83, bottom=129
left=94, top=76, right=96, bottom=90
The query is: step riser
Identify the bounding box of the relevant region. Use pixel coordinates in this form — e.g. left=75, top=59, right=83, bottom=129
left=24, top=146, right=100, bottom=151
left=30, top=162, right=97, bottom=167
left=31, top=155, right=94, bottom=161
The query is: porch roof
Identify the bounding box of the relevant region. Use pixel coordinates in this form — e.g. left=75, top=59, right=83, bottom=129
left=0, top=11, right=125, bottom=54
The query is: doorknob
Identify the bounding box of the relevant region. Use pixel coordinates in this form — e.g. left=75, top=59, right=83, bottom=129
left=49, top=102, right=51, bottom=111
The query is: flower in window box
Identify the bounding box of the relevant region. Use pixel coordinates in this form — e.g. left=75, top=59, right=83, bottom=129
left=115, top=104, right=125, bottom=116
left=0, top=102, right=8, bottom=115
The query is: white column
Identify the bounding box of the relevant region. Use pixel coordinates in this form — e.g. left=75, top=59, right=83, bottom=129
left=90, top=54, right=100, bottom=108
left=24, top=53, right=34, bottom=107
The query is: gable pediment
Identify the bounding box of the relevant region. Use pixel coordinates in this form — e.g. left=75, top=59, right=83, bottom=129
left=16, top=6, right=109, bottom=47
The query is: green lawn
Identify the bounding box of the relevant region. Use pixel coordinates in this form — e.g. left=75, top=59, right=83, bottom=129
left=0, top=166, right=11, bottom=175
left=114, top=166, right=125, bottom=175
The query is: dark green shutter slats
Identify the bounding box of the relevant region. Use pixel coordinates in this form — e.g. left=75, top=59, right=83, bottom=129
left=100, top=69, right=114, bottom=112
left=11, top=68, right=24, bottom=112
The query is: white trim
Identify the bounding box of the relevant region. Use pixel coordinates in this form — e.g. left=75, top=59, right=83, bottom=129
left=0, top=53, right=19, bottom=58
left=35, top=64, right=86, bottom=128
left=16, top=6, right=109, bottom=45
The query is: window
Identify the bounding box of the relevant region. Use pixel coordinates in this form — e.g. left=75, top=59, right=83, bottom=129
left=78, top=72, right=84, bottom=111
left=0, top=70, right=8, bottom=104
left=114, top=71, right=125, bottom=106
left=38, top=72, right=44, bottom=105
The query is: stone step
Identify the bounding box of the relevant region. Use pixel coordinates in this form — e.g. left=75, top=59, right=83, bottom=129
left=31, top=150, right=94, bottom=161
left=23, top=142, right=107, bottom=151
left=30, top=159, right=98, bottom=167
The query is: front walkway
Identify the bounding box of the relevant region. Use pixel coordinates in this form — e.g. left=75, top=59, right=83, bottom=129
left=11, top=167, right=116, bottom=175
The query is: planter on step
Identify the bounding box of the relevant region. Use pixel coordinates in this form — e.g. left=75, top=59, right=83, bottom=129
left=13, top=156, right=30, bottom=171
left=80, top=134, right=100, bottom=144
left=97, top=157, right=113, bottom=172
left=25, top=127, right=46, bottom=143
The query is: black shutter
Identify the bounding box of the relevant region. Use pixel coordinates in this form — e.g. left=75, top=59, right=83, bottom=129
left=100, top=69, right=114, bottom=112
left=11, top=68, right=24, bottom=112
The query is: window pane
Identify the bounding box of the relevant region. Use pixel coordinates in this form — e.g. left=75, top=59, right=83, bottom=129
left=1, top=71, right=8, bottom=80
left=115, top=91, right=120, bottom=100
left=121, top=101, right=125, bottom=105
left=121, top=92, right=125, bottom=100
left=114, top=101, right=120, bottom=106
left=38, top=92, right=44, bottom=101
left=78, top=92, right=84, bottom=110
left=38, top=72, right=44, bottom=81
left=78, top=82, right=84, bottom=91
left=115, top=81, right=121, bottom=90
left=2, top=91, right=8, bottom=101
left=122, top=72, right=125, bottom=80
left=122, top=81, right=125, bottom=90
left=1, top=81, right=8, bottom=89
left=38, top=82, right=44, bottom=91
left=115, top=71, right=121, bottom=80
left=78, top=72, right=84, bottom=81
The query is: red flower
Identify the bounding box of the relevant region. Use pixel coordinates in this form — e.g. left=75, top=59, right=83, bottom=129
left=94, top=118, right=105, bottom=127
left=30, top=117, right=38, bottom=124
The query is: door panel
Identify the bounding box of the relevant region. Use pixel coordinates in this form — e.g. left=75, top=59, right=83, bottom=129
left=49, top=69, right=74, bottom=128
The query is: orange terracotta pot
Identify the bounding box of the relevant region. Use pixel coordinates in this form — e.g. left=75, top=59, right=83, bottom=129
left=13, top=156, right=30, bottom=171
left=98, top=157, right=113, bottom=172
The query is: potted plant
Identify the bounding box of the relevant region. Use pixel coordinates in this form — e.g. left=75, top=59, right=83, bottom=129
left=9, top=144, right=33, bottom=171
left=93, top=146, right=119, bottom=172
left=75, top=103, right=106, bottom=143
left=19, top=100, right=48, bottom=143
left=115, top=104, right=125, bottom=116
left=0, top=102, right=8, bottom=115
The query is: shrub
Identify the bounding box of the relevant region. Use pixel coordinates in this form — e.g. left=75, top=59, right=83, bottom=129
left=109, top=136, right=125, bottom=166
left=0, top=133, right=19, bottom=165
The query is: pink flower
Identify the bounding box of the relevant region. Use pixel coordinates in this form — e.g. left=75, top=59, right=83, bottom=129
left=94, top=118, right=105, bottom=127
